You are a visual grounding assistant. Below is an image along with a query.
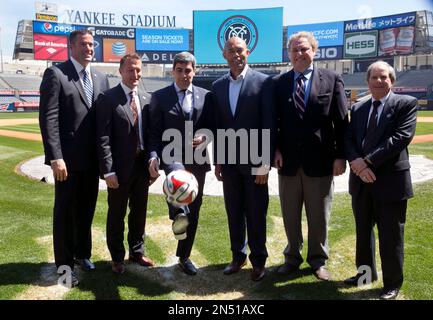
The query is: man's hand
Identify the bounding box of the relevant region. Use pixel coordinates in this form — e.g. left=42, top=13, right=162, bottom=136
left=359, top=167, right=376, bottom=183
left=255, top=174, right=268, bottom=185
left=192, top=135, right=206, bottom=148
left=274, top=149, right=283, bottom=169
left=333, top=158, right=347, bottom=176
left=214, top=164, right=223, bottom=181
left=350, top=157, right=368, bottom=176
left=148, top=158, right=160, bottom=179
left=105, top=174, right=119, bottom=189
left=51, top=159, right=68, bottom=182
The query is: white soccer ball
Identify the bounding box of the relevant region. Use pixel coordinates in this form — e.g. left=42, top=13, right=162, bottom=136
left=163, top=170, right=199, bottom=207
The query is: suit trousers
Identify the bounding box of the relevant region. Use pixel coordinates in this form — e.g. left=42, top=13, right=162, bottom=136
left=53, top=169, right=99, bottom=269
left=352, top=183, right=406, bottom=290
left=106, top=155, right=149, bottom=263
left=164, top=163, right=206, bottom=259
left=278, top=167, right=334, bottom=270
left=221, top=165, right=269, bottom=268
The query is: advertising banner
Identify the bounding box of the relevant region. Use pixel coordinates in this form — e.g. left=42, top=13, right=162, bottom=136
left=33, top=20, right=86, bottom=36
left=282, top=45, right=343, bottom=62
left=136, top=29, right=189, bottom=51
left=33, top=33, right=68, bottom=61
left=344, top=11, right=416, bottom=32
left=103, top=38, right=135, bottom=62
left=193, top=7, right=283, bottom=64
left=138, top=51, right=180, bottom=64
left=88, top=26, right=135, bottom=39
left=286, top=21, right=344, bottom=47
left=378, top=26, right=414, bottom=56
left=344, top=31, right=378, bottom=59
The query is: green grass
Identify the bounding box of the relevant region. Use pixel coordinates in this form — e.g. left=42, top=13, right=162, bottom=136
left=0, top=114, right=432, bottom=300
left=0, top=124, right=40, bottom=134
left=415, top=122, right=433, bottom=136
left=418, top=110, right=433, bottom=117
left=0, top=112, right=39, bottom=119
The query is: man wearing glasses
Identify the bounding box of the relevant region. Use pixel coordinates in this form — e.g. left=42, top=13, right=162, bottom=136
left=271, top=31, right=348, bottom=281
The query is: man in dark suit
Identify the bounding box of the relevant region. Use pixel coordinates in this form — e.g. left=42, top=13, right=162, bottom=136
left=212, top=37, right=275, bottom=282
left=344, top=61, right=417, bottom=300
left=39, top=29, right=109, bottom=286
left=95, top=53, right=155, bottom=275
left=272, top=31, right=348, bottom=281
left=148, top=52, right=213, bottom=276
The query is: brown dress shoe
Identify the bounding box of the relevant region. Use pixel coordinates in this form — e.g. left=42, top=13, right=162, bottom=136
left=112, top=261, right=125, bottom=274
left=129, top=254, right=155, bottom=267
left=314, top=266, right=330, bottom=281
left=251, top=267, right=265, bottom=281
left=223, top=260, right=247, bottom=275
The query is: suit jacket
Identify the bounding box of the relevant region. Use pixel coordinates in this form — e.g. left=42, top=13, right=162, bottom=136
left=212, top=68, right=275, bottom=171
left=272, top=67, right=348, bottom=177
left=345, top=91, right=417, bottom=202
left=148, top=83, right=213, bottom=172
left=95, top=84, right=151, bottom=184
left=39, top=59, right=109, bottom=171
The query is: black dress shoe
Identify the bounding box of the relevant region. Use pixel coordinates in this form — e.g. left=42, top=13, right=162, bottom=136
left=178, top=258, right=197, bottom=275
left=75, top=258, right=95, bottom=271
left=379, top=288, right=399, bottom=300
left=277, top=263, right=299, bottom=275
left=223, top=260, right=247, bottom=275
left=58, top=271, right=79, bottom=288
left=172, top=213, right=189, bottom=240
left=251, top=267, right=265, bottom=281
left=344, top=273, right=378, bottom=287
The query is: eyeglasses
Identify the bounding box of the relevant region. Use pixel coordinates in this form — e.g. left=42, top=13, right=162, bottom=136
left=290, top=47, right=311, bottom=54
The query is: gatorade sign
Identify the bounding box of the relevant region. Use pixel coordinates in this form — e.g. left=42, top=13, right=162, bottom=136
left=344, top=31, right=377, bottom=58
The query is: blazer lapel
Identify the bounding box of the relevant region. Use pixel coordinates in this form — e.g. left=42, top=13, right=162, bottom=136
left=191, top=85, right=203, bottom=124
left=119, top=85, right=135, bottom=127
left=306, top=68, right=321, bottom=114
left=90, top=68, right=102, bottom=103
left=220, top=76, right=233, bottom=119
left=68, top=60, right=91, bottom=109
left=358, top=99, right=372, bottom=148
left=372, top=92, right=395, bottom=145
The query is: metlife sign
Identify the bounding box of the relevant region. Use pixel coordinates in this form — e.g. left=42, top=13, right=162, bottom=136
left=344, top=12, right=416, bottom=32
left=344, top=31, right=378, bottom=58
left=33, top=21, right=86, bottom=35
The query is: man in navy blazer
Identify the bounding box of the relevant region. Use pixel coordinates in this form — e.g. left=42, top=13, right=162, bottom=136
left=96, top=53, right=155, bottom=275
left=344, top=61, right=417, bottom=300
left=39, top=29, right=109, bottom=286
left=148, top=52, right=213, bottom=276
left=212, top=37, right=275, bottom=282
left=272, top=31, right=348, bottom=281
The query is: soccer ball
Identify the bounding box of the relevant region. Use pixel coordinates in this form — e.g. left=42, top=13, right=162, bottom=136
left=163, top=170, right=199, bottom=207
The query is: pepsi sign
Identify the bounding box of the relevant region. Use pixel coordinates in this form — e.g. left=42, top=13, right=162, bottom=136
left=33, top=21, right=87, bottom=36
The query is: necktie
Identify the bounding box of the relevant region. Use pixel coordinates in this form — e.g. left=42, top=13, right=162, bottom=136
left=363, top=100, right=381, bottom=153
left=180, top=90, right=192, bottom=120
left=294, top=74, right=306, bottom=119
left=81, top=69, right=93, bottom=106
left=129, top=91, right=138, bottom=127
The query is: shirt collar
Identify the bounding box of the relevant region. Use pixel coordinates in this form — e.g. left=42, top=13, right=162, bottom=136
left=228, top=64, right=249, bottom=82
left=120, top=82, right=137, bottom=99
left=372, top=90, right=391, bottom=107
left=174, top=82, right=193, bottom=94
left=70, top=56, right=91, bottom=76
left=294, top=64, right=313, bottom=81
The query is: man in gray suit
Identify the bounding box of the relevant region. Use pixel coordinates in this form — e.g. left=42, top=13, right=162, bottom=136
left=148, top=52, right=213, bottom=276
left=344, top=61, right=417, bottom=300
left=212, top=37, right=275, bottom=282
left=39, top=29, right=109, bottom=286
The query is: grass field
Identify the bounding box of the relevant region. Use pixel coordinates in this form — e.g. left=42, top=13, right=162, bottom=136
left=0, top=114, right=432, bottom=300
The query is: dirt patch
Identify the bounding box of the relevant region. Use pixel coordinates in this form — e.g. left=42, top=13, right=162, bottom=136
left=0, top=119, right=39, bottom=126
left=412, top=134, right=433, bottom=144
left=418, top=117, right=433, bottom=123
left=0, top=129, right=41, bottom=141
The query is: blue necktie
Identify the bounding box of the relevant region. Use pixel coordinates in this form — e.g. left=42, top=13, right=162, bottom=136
left=81, top=69, right=93, bottom=106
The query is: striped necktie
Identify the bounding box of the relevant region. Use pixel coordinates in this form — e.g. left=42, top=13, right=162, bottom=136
left=294, top=74, right=306, bottom=119
left=81, top=69, right=93, bottom=106
left=129, top=91, right=138, bottom=127
left=363, top=100, right=382, bottom=153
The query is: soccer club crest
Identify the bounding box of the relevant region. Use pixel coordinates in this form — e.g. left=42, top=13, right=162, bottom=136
left=217, top=15, right=258, bottom=52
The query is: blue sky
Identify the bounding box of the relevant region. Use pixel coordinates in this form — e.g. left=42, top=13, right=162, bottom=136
left=1, top=0, right=432, bottom=60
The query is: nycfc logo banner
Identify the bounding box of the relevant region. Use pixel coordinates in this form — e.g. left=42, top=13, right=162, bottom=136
left=217, top=15, right=258, bottom=53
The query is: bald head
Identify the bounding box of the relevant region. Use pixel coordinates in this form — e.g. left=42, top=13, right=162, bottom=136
left=223, top=37, right=250, bottom=78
